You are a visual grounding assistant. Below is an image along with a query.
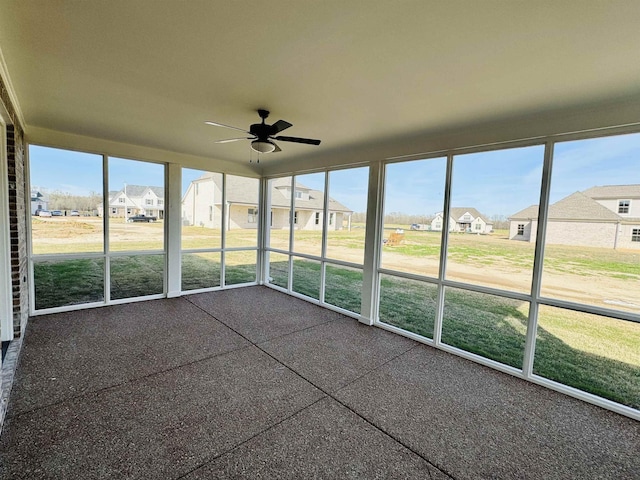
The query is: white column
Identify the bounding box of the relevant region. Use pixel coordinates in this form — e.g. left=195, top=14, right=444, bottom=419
left=166, top=163, right=182, bottom=298
left=360, top=161, right=383, bottom=325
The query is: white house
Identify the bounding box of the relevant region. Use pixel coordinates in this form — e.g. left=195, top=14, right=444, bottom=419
left=30, top=189, right=48, bottom=215
left=508, top=184, right=640, bottom=249
left=431, top=208, right=493, bottom=234
left=181, top=174, right=352, bottom=230
left=98, top=185, right=165, bottom=219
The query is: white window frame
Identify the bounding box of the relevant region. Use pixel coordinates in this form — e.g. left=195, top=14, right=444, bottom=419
left=618, top=199, right=630, bottom=214
left=517, top=224, right=525, bottom=235
left=632, top=228, right=640, bottom=242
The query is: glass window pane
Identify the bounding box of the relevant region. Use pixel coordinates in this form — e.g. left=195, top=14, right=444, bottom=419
left=381, top=158, right=446, bottom=279
left=541, top=133, right=640, bottom=314
left=378, top=274, right=437, bottom=339
left=224, top=250, right=256, bottom=285
left=181, top=252, right=221, bottom=291
left=324, top=264, right=362, bottom=314
left=292, top=172, right=325, bottom=257
left=110, top=254, right=164, bottom=300
left=181, top=169, right=222, bottom=249
left=442, top=287, right=528, bottom=369
left=29, top=146, right=104, bottom=254
left=225, top=175, right=259, bottom=248
left=326, top=167, right=368, bottom=265
left=267, top=176, right=292, bottom=251
left=34, top=258, right=104, bottom=310
left=292, top=257, right=320, bottom=300
left=534, top=306, right=640, bottom=409
left=267, top=252, right=289, bottom=289
left=108, top=157, right=165, bottom=252
left=447, top=146, right=544, bottom=293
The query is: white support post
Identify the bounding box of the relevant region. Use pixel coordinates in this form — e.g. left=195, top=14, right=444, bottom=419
left=103, top=154, right=110, bottom=303
left=522, top=141, right=554, bottom=376
left=434, top=154, right=454, bottom=346
left=166, top=163, right=181, bottom=297
left=360, top=161, right=383, bottom=325
left=319, top=172, right=329, bottom=304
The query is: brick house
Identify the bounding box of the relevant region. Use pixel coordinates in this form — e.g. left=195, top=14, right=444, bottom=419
left=509, top=185, right=640, bottom=249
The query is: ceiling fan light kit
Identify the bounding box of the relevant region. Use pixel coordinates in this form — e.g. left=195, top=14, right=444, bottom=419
left=251, top=140, right=276, bottom=154
left=206, top=109, right=321, bottom=159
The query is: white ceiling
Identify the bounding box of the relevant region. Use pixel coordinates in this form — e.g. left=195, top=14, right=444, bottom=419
left=2, top=0, right=640, bottom=173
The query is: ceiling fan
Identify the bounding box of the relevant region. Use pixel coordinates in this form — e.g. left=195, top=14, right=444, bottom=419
left=205, top=109, right=321, bottom=154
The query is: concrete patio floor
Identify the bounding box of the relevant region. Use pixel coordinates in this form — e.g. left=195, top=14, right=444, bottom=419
left=1, top=286, right=638, bottom=479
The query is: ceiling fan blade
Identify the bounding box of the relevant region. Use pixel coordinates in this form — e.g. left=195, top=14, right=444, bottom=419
left=272, top=141, right=282, bottom=153
left=274, top=135, right=321, bottom=145
left=270, top=120, right=293, bottom=135
left=205, top=121, right=249, bottom=134
left=215, top=137, right=252, bottom=144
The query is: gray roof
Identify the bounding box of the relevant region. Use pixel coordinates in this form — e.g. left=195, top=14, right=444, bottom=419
left=549, top=192, right=621, bottom=220
left=509, top=192, right=622, bottom=221
left=509, top=205, right=539, bottom=220
left=110, top=185, right=164, bottom=200
left=446, top=207, right=490, bottom=223
left=196, top=173, right=352, bottom=212
left=582, top=184, right=640, bottom=199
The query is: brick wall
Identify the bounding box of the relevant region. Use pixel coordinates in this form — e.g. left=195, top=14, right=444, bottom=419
left=545, top=221, right=618, bottom=248
left=1, top=75, right=28, bottom=336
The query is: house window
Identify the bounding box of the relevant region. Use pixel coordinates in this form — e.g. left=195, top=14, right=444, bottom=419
left=315, top=212, right=320, bottom=225
left=248, top=208, right=257, bottom=223
left=329, top=212, right=334, bottom=225
left=463, top=214, right=471, bottom=221
left=209, top=206, right=213, bottom=222
left=157, top=200, right=163, bottom=206
left=517, top=224, right=525, bottom=235
left=435, top=222, right=441, bottom=229
left=294, top=211, right=299, bottom=224
left=632, top=228, right=640, bottom=242
left=475, top=223, right=481, bottom=231
left=618, top=200, right=630, bottom=214
left=111, top=208, right=117, bottom=214
left=118, top=198, right=125, bottom=203
left=295, top=190, right=303, bottom=199
left=145, top=199, right=153, bottom=205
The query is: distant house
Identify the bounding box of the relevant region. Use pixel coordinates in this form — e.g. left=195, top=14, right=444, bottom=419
left=181, top=174, right=352, bottom=230
left=30, top=189, right=49, bottom=215
left=509, top=184, right=640, bottom=249
left=431, top=208, right=493, bottom=234
left=98, top=185, right=165, bottom=219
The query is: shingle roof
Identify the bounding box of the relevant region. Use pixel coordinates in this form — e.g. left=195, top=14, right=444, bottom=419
left=582, top=184, right=640, bottom=199
left=195, top=173, right=352, bottom=213
left=110, top=185, right=164, bottom=200
left=448, top=207, right=490, bottom=223
left=509, top=205, right=539, bottom=220
left=509, top=192, right=622, bottom=221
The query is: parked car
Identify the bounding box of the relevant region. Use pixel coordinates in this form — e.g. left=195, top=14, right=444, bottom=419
left=51, top=210, right=63, bottom=216
left=127, top=214, right=157, bottom=223
left=38, top=210, right=52, bottom=217
left=70, top=210, right=80, bottom=216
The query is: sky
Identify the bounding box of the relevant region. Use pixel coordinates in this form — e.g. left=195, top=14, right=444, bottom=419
left=30, top=132, right=640, bottom=217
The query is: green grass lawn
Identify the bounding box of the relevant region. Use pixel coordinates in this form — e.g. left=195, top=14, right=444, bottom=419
left=376, top=272, right=639, bottom=409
